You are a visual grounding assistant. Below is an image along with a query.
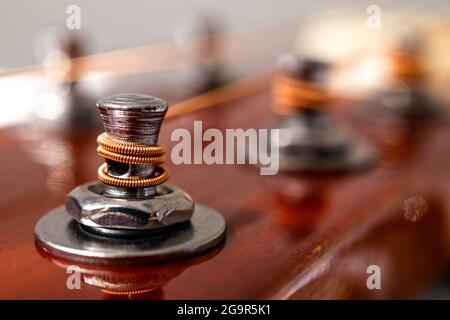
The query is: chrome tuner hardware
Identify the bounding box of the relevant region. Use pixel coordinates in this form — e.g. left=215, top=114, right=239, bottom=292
left=35, top=93, right=226, bottom=264
left=267, top=54, right=376, bottom=173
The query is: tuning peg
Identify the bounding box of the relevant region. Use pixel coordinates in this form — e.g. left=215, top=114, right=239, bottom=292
left=268, top=54, right=376, bottom=173
left=173, top=13, right=224, bottom=95
left=28, top=27, right=98, bottom=133
left=35, top=93, right=226, bottom=264
left=369, top=32, right=439, bottom=119
left=272, top=53, right=330, bottom=115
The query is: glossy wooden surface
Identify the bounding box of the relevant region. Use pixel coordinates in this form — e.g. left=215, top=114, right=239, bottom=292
left=0, top=73, right=449, bottom=299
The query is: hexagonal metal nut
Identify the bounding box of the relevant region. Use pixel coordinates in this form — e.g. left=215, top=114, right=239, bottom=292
left=65, top=182, right=194, bottom=230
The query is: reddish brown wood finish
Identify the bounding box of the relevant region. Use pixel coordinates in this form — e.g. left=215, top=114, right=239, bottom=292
left=0, top=82, right=449, bottom=299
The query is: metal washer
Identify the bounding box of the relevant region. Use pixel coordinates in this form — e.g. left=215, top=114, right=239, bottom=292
left=35, top=204, right=226, bottom=265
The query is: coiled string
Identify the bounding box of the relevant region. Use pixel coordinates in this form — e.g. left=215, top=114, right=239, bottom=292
left=271, top=75, right=331, bottom=114
left=96, top=132, right=169, bottom=188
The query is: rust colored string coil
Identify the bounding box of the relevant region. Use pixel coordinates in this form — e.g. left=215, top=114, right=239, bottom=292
left=97, top=163, right=169, bottom=188
left=272, top=75, right=331, bottom=114
left=96, top=133, right=169, bottom=188
left=97, top=147, right=165, bottom=165
left=97, top=132, right=165, bottom=156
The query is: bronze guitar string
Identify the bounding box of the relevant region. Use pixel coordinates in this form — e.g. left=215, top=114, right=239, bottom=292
left=97, top=132, right=166, bottom=156
left=96, top=132, right=169, bottom=188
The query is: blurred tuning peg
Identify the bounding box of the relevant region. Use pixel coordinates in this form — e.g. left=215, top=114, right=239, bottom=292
left=28, top=26, right=98, bottom=133
left=15, top=29, right=98, bottom=196
left=266, top=53, right=376, bottom=173
left=34, top=26, right=85, bottom=85
left=173, top=13, right=224, bottom=96
left=273, top=53, right=330, bottom=115
left=369, top=29, right=439, bottom=119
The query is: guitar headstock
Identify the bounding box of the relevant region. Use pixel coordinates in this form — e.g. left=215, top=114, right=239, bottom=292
left=0, top=6, right=450, bottom=301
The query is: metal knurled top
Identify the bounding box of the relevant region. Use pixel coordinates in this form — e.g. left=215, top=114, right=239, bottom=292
left=96, top=93, right=168, bottom=145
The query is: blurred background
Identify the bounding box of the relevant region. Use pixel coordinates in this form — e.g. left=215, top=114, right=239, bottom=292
left=1, top=0, right=450, bottom=127
left=1, top=1, right=449, bottom=67
left=4, top=0, right=446, bottom=69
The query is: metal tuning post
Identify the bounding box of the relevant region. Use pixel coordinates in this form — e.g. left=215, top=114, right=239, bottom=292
left=35, top=93, right=226, bottom=264
left=369, top=32, right=439, bottom=119
left=269, top=53, right=376, bottom=173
